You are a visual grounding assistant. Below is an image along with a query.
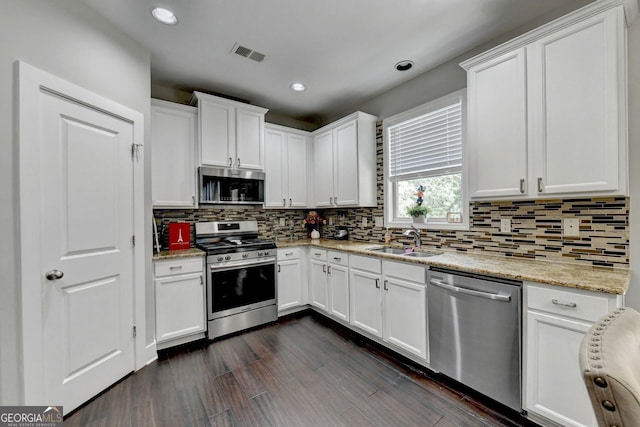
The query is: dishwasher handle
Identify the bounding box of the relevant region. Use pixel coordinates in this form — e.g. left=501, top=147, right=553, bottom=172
left=429, top=278, right=511, bottom=302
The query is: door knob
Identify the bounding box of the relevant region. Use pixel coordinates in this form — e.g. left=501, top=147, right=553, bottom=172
left=45, top=269, right=64, bottom=280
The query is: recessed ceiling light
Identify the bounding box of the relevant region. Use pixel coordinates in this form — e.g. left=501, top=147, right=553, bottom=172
left=290, top=82, right=306, bottom=92
left=395, top=60, right=414, bottom=71
left=151, top=7, right=178, bottom=25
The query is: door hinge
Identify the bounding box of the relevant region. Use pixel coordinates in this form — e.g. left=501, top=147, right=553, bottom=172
left=131, top=235, right=136, bottom=247
left=131, top=144, right=142, bottom=159
left=132, top=325, right=137, bottom=338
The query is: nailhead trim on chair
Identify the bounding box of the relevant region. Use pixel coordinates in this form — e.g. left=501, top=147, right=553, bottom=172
left=583, top=307, right=629, bottom=424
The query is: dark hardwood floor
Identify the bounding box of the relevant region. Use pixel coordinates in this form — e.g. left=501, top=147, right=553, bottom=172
left=65, top=312, right=535, bottom=427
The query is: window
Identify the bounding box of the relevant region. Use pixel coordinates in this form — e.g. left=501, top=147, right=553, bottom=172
left=383, top=89, right=468, bottom=229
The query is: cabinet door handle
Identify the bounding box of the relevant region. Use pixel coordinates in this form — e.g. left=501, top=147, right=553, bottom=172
left=277, top=264, right=281, bottom=273
left=192, top=195, right=196, bottom=205
left=384, top=280, right=389, bottom=291
left=537, top=177, right=544, bottom=192
left=375, top=278, right=380, bottom=289
left=322, top=264, right=326, bottom=273
left=237, top=158, right=241, bottom=168
left=552, top=298, right=576, bottom=308
left=289, top=198, right=292, bottom=207
left=519, top=179, right=525, bottom=194
left=283, top=198, right=286, bottom=207
left=327, top=265, right=332, bottom=275
left=200, top=276, right=203, bottom=286
left=228, top=157, right=233, bottom=167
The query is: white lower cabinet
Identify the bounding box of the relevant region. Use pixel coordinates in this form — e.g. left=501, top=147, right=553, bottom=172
left=327, top=251, right=349, bottom=322
left=154, top=257, right=206, bottom=349
left=348, top=255, right=428, bottom=361
left=525, top=282, right=622, bottom=427
left=309, top=249, right=328, bottom=311
left=349, top=256, right=383, bottom=337
left=382, top=261, right=428, bottom=361
left=277, top=248, right=305, bottom=314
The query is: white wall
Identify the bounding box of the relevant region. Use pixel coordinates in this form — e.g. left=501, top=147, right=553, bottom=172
left=626, top=17, right=640, bottom=310
left=0, top=0, right=151, bottom=405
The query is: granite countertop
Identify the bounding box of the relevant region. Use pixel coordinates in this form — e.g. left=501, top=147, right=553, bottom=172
left=276, top=239, right=630, bottom=295
left=152, top=247, right=206, bottom=260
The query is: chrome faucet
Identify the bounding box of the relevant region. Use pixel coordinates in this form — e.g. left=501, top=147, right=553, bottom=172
left=402, top=226, right=421, bottom=248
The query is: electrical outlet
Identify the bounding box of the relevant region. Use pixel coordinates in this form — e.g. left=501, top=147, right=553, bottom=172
left=564, top=218, right=580, bottom=237
left=328, top=216, right=333, bottom=225
left=500, top=218, right=511, bottom=233
left=362, top=216, right=368, bottom=227
left=374, top=216, right=384, bottom=228
left=279, top=218, right=286, bottom=227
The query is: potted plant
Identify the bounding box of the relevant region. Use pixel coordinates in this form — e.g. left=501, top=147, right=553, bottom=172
left=406, top=205, right=429, bottom=223
left=407, top=184, right=429, bottom=223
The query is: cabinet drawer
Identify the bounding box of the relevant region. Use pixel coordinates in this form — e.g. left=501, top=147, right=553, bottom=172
left=350, top=255, right=381, bottom=274
left=383, top=260, right=425, bottom=283
left=155, top=257, right=203, bottom=278
left=310, top=249, right=327, bottom=261
left=328, top=251, right=348, bottom=266
left=278, top=247, right=301, bottom=260
left=527, top=283, right=614, bottom=323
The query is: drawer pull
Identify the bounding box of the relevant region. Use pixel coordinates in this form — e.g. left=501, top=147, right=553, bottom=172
left=169, top=265, right=182, bottom=270
left=332, top=257, right=341, bottom=261
left=285, top=252, right=294, bottom=256
left=314, top=252, right=322, bottom=256
left=552, top=298, right=577, bottom=308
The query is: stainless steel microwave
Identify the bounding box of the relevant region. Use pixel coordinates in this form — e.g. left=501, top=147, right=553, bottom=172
left=199, top=167, right=265, bottom=205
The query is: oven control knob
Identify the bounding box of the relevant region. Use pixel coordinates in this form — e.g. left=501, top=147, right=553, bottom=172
left=217, top=256, right=223, bottom=262
left=224, top=255, right=231, bottom=261
left=242, top=253, right=249, bottom=259
left=258, top=251, right=264, bottom=257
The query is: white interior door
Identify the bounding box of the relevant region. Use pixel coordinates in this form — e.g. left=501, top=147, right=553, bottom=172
left=39, top=90, right=135, bottom=411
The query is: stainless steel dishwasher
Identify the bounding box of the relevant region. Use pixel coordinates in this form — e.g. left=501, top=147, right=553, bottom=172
left=428, top=268, right=522, bottom=411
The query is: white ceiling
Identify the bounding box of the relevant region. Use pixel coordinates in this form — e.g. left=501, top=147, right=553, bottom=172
left=81, top=0, right=593, bottom=123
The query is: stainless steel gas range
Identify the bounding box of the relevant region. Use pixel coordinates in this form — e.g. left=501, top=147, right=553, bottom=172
left=195, top=221, right=277, bottom=339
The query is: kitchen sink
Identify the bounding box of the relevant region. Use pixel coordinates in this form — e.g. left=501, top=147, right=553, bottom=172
left=368, top=247, right=406, bottom=255
left=367, top=247, right=442, bottom=258
left=403, top=251, right=442, bottom=258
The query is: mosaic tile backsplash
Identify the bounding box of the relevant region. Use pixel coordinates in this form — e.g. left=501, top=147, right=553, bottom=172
left=154, top=122, right=629, bottom=268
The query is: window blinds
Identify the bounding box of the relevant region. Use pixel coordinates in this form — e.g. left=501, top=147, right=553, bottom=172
left=388, top=97, right=462, bottom=181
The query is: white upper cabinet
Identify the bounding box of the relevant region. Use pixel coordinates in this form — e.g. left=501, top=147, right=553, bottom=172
left=312, top=112, right=377, bottom=208
left=466, top=48, right=528, bottom=199
left=264, top=124, right=311, bottom=208
left=191, top=91, right=268, bottom=171
left=151, top=99, right=197, bottom=208
left=530, top=7, right=624, bottom=196
left=463, top=2, right=629, bottom=200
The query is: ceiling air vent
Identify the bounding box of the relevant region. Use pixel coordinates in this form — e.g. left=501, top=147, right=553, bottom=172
left=231, top=43, right=266, bottom=63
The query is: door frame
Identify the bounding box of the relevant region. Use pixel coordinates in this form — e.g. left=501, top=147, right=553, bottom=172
left=17, top=61, right=147, bottom=405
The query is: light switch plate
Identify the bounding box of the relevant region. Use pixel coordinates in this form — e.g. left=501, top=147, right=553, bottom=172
left=564, top=218, right=580, bottom=237
left=279, top=218, right=286, bottom=227
left=328, top=216, right=333, bottom=225
left=500, top=218, right=511, bottom=233
left=362, top=216, right=368, bottom=227
left=375, top=216, right=384, bottom=228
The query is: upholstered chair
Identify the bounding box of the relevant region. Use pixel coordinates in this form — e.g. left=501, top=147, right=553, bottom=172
left=579, top=307, right=640, bottom=426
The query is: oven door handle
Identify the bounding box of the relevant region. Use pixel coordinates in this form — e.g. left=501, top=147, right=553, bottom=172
left=209, top=258, right=276, bottom=271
